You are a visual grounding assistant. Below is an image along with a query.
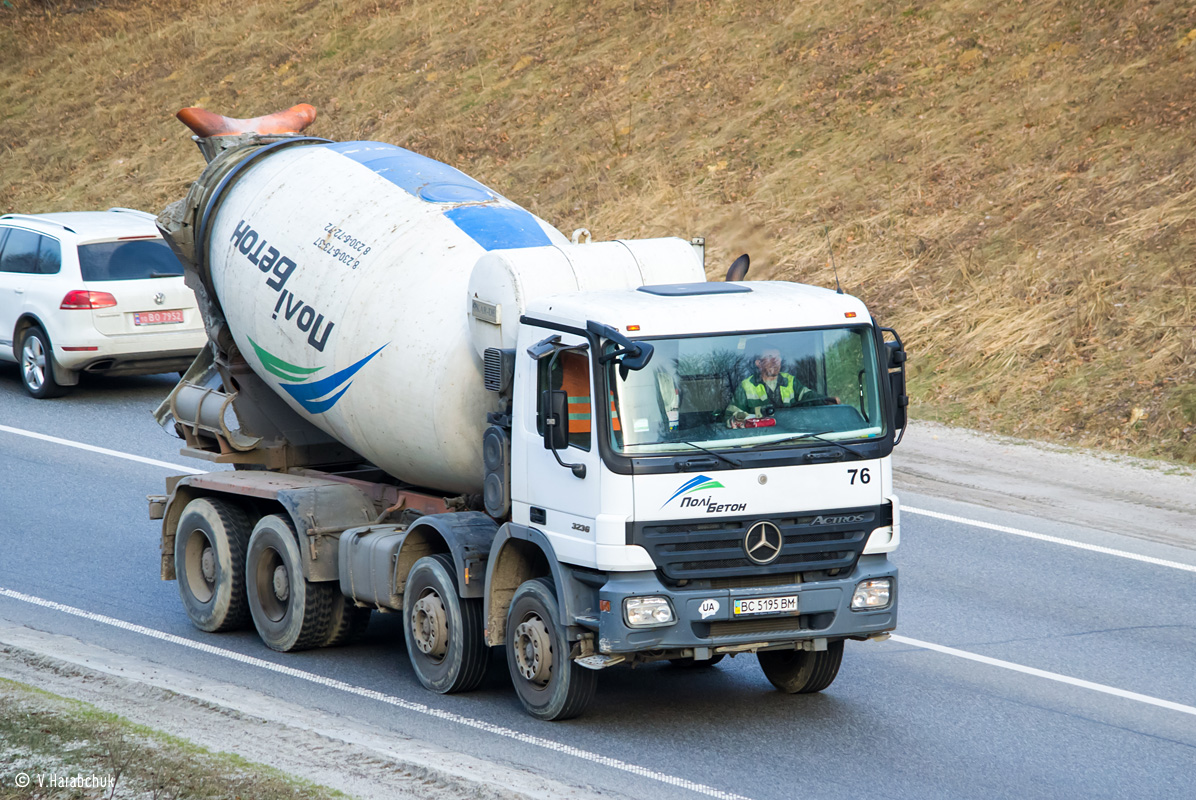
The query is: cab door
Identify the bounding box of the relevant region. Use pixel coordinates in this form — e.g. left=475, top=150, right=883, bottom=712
left=515, top=327, right=602, bottom=567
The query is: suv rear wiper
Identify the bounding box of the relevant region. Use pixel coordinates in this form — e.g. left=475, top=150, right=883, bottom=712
left=764, top=430, right=865, bottom=459
left=150, top=271, right=182, bottom=278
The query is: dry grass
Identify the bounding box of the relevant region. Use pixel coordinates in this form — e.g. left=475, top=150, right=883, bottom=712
left=2, top=0, right=1194, bottom=460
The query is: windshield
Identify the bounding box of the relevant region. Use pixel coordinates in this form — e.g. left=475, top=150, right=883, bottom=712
left=78, top=239, right=184, bottom=281
left=606, top=326, right=885, bottom=455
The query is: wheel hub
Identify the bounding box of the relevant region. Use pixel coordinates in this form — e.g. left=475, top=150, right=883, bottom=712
left=21, top=338, right=45, bottom=391
left=412, top=592, right=448, bottom=658
left=272, top=565, right=290, bottom=602
left=200, top=546, right=216, bottom=584
left=513, top=616, right=553, bottom=684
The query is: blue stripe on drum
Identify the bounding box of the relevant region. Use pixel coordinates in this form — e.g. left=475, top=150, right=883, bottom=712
left=322, top=141, right=552, bottom=250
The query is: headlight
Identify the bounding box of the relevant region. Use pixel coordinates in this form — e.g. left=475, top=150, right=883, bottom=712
left=851, top=578, right=892, bottom=610
left=623, top=596, right=675, bottom=627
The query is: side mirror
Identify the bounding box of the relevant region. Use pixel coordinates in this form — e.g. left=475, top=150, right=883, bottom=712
left=881, top=332, right=908, bottom=437
left=889, top=370, right=908, bottom=431
left=541, top=389, right=570, bottom=451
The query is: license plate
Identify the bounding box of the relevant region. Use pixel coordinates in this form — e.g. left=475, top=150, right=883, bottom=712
left=733, top=595, right=799, bottom=616
left=133, top=309, right=184, bottom=325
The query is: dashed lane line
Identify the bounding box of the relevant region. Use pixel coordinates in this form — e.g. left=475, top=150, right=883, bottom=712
left=0, top=588, right=752, bottom=800
left=903, top=506, right=1196, bottom=574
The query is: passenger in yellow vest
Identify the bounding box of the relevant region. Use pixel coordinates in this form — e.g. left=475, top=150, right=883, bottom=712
left=727, top=347, right=811, bottom=423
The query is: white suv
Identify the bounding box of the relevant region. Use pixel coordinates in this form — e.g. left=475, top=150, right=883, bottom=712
left=0, top=209, right=206, bottom=398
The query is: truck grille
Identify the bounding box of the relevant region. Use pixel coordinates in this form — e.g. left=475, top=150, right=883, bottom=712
left=631, top=505, right=886, bottom=582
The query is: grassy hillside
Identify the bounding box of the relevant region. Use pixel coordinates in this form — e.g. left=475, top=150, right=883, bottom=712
left=3, top=0, right=1195, bottom=461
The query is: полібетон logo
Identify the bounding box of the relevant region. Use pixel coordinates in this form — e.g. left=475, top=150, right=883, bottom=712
left=249, top=337, right=386, bottom=415
left=661, top=474, right=725, bottom=508
left=661, top=475, right=746, bottom=514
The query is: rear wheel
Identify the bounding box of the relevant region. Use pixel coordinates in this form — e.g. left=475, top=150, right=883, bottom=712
left=19, top=326, right=70, bottom=398
left=757, top=640, right=844, bottom=694
left=174, top=497, right=253, bottom=632
left=402, top=554, right=487, bottom=693
left=505, top=578, right=595, bottom=721
left=246, top=515, right=334, bottom=651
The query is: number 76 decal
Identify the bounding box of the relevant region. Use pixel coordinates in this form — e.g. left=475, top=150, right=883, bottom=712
left=848, top=468, right=871, bottom=485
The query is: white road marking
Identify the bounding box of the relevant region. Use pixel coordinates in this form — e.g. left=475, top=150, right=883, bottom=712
left=890, top=634, right=1196, bottom=717
left=0, top=588, right=752, bottom=800
left=904, top=506, right=1196, bottom=574
left=0, top=423, right=204, bottom=475
left=4, top=422, right=1192, bottom=575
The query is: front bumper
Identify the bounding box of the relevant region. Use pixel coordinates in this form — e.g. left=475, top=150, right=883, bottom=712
left=596, top=554, right=896, bottom=654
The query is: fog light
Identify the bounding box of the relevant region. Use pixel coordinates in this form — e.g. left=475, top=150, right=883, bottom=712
left=851, top=579, right=892, bottom=610
left=623, top=596, right=675, bottom=627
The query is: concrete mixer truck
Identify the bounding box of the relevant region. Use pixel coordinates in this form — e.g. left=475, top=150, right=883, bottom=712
left=149, top=104, right=908, bottom=720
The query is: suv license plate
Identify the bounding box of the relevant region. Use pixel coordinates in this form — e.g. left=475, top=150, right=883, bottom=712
left=733, top=595, right=799, bottom=616
left=134, top=310, right=184, bottom=325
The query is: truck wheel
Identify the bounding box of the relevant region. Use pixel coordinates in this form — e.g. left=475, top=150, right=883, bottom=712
left=505, top=578, right=595, bottom=721
left=757, top=640, right=844, bottom=693
left=174, top=497, right=252, bottom=632
left=19, top=326, right=70, bottom=398
left=322, top=593, right=372, bottom=647
left=403, top=554, right=487, bottom=693
left=668, top=654, right=726, bottom=668
left=246, top=515, right=334, bottom=652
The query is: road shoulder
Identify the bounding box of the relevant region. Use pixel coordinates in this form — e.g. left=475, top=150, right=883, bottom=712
left=893, top=420, right=1196, bottom=550
left=0, top=622, right=602, bottom=800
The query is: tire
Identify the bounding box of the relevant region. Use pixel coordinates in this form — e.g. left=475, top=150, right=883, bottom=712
left=174, top=497, right=253, bottom=632
left=668, top=653, right=726, bottom=668
left=246, top=514, right=335, bottom=652
left=19, top=327, right=70, bottom=398
left=505, top=578, right=596, bottom=721
left=757, top=640, right=844, bottom=694
left=402, top=554, right=487, bottom=693
left=322, top=592, right=372, bottom=647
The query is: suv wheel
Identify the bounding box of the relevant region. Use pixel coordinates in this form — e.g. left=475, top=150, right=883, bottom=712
left=19, top=326, right=71, bottom=398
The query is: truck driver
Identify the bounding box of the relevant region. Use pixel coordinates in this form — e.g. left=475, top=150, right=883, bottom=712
left=726, top=346, right=813, bottom=422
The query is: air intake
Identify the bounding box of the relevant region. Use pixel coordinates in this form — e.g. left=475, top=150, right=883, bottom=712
left=483, top=348, right=515, bottom=394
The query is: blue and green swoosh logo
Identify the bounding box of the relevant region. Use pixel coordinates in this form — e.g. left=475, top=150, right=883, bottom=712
left=248, top=337, right=386, bottom=414
left=661, top=474, right=725, bottom=508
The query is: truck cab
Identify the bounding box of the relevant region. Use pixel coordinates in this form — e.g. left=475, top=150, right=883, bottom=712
left=475, top=280, right=905, bottom=714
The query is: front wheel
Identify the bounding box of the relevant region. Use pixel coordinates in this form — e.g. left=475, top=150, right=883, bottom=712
left=19, top=327, right=70, bottom=398
left=757, top=640, right=844, bottom=693
left=246, top=515, right=334, bottom=652
left=505, top=578, right=595, bottom=721
left=402, top=554, right=486, bottom=693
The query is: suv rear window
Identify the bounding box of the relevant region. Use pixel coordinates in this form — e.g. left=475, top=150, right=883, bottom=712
left=78, top=239, right=184, bottom=281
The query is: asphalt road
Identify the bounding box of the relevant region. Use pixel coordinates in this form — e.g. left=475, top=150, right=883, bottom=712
left=1, top=363, right=1194, bottom=800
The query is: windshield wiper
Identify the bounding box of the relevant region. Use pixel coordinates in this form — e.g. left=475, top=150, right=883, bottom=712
left=764, top=430, right=865, bottom=459
left=150, top=271, right=182, bottom=278
left=675, top=440, right=743, bottom=467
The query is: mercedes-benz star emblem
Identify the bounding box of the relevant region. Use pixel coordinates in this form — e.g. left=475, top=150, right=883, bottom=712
left=744, top=521, right=783, bottom=565
left=153, top=292, right=166, bottom=306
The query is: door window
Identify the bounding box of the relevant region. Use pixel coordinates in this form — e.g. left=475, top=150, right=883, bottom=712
left=0, top=229, right=41, bottom=274
left=537, top=349, right=592, bottom=451
left=35, top=237, right=61, bottom=275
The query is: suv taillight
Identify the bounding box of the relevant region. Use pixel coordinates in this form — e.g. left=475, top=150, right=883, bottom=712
left=60, top=290, right=118, bottom=310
